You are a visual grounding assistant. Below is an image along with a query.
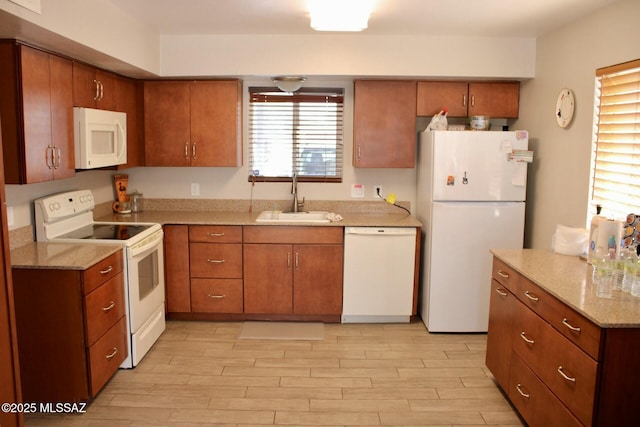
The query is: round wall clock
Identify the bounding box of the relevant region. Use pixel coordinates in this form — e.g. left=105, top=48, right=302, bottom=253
left=556, top=88, right=575, bottom=128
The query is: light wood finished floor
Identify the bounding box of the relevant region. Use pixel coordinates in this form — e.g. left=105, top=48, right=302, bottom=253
left=25, top=320, right=524, bottom=426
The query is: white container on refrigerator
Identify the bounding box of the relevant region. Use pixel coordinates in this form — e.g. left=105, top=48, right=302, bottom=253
left=342, top=227, right=417, bottom=323
left=416, top=130, right=528, bottom=332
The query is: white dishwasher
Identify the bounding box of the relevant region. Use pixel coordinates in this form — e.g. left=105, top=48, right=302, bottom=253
left=342, top=227, right=417, bottom=323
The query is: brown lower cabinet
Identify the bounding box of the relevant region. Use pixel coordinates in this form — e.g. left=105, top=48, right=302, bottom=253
left=11, top=250, right=127, bottom=403
left=164, top=225, right=344, bottom=320
left=487, top=256, right=640, bottom=426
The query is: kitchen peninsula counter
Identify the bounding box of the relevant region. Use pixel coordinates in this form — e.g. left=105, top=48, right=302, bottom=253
left=491, top=248, right=640, bottom=327
left=11, top=242, right=122, bottom=270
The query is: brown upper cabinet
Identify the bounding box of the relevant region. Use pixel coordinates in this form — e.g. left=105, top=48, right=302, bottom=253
left=417, top=81, right=520, bottom=118
left=144, top=80, right=242, bottom=167
left=0, top=41, right=75, bottom=184
left=72, top=62, right=118, bottom=110
left=353, top=80, right=417, bottom=168
left=115, top=76, right=144, bottom=169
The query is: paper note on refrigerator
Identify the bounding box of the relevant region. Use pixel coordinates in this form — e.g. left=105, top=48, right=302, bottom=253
left=512, top=162, right=527, bottom=186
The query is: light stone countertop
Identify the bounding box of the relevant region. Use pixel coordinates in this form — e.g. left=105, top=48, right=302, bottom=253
left=492, top=248, right=640, bottom=328
left=11, top=242, right=122, bottom=270
left=95, top=210, right=422, bottom=228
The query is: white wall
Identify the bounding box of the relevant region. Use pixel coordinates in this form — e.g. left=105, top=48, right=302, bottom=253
left=514, top=0, right=640, bottom=249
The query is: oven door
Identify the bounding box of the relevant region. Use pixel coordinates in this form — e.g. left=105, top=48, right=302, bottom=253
left=126, top=229, right=165, bottom=334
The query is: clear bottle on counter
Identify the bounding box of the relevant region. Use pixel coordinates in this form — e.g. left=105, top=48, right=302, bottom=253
left=621, top=245, right=638, bottom=292
left=632, top=256, right=640, bottom=297
left=593, top=247, right=614, bottom=298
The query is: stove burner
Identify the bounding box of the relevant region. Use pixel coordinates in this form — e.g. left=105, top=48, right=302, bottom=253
left=57, top=224, right=152, bottom=240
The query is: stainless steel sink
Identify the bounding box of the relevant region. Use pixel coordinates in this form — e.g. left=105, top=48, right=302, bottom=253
left=256, top=210, right=331, bottom=223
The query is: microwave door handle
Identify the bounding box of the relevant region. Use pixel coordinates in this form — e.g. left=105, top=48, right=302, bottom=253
left=117, top=120, right=126, bottom=161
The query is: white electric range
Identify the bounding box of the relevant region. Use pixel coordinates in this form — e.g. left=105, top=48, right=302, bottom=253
left=34, top=190, right=165, bottom=368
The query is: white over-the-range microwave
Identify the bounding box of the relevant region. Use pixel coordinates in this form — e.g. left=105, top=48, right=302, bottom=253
left=74, top=107, right=127, bottom=169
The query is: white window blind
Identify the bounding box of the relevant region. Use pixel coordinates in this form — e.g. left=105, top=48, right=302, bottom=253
left=249, top=87, right=344, bottom=182
left=591, top=59, right=640, bottom=220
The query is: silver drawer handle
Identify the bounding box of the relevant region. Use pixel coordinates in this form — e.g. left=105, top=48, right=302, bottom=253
left=208, top=294, right=226, bottom=299
left=100, top=265, right=113, bottom=275
left=557, top=366, right=576, bottom=382
left=520, top=332, right=535, bottom=345
left=102, top=301, right=116, bottom=312
left=497, top=270, right=509, bottom=279
left=206, top=232, right=225, bottom=237
left=562, top=318, right=581, bottom=333
left=105, top=347, right=118, bottom=360
left=524, top=291, right=539, bottom=302
left=516, top=384, right=530, bottom=398
left=495, top=288, right=508, bottom=297
left=207, top=259, right=225, bottom=263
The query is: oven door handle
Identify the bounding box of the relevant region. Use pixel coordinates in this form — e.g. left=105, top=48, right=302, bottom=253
left=129, top=230, right=164, bottom=258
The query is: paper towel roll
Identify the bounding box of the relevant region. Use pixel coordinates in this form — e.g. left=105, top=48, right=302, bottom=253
left=596, top=218, right=624, bottom=255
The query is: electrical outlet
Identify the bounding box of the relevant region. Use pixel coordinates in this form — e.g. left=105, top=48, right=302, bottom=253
left=191, top=183, right=200, bottom=196
left=374, top=185, right=383, bottom=199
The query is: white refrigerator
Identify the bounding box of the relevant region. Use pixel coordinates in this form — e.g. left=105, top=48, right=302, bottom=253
left=416, top=130, right=528, bottom=332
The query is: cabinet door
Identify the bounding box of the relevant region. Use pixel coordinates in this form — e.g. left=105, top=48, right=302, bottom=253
left=417, top=81, right=468, bottom=117
left=20, top=46, right=54, bottom=183
left=72, top=62, right=98, bottom=108
left=190, top=80, right=242, bottom=167
left=469, top=82, right=519, bottom=118
left=116, top=76, right=144, bottom=169
left=144, top=81, right=191, bottom=166
left=243, top=244, right=293, bottom=314
left=293, top=244, right=343, bottom=315
left=485, top=279, right=516, bottom=390
left=49, top=54, right=75, bottom=180
left=72, top=62, right=117, bottom=110
left=353, top=80, right=416, bottom=168
left=164, top=225, right=191, bottom=312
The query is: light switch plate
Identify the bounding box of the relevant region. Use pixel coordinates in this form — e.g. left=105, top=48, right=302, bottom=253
left=191, top=183, right=200, bottom=196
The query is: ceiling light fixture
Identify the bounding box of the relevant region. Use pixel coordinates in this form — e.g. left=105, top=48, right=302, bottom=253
left=272, top=76, right=306, bottom=93
left=307, top=0, right=375, bottom=32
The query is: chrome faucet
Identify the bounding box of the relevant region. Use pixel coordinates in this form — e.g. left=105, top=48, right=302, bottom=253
left=291, top=173, right=305, bottom=212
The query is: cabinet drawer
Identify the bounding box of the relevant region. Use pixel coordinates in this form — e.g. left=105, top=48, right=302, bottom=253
left=516, top=277, right=600, bottom=359
left=514, top=304, right=597, bottom=425
left=191, top=279, right=243, bottom=313
left=88, top=316, right=127, bottom=397
left=492, top=258, right=519, bottom=293
left=83, top=251, right=124, bottom=295
left=85, top=272, right=126, bottom=346
left=189, top=225, right=242, bottom=243
left=189, top=243, right=242, bottom=278
left=244, top=226, right=343, bottom=244
left=508, top=353, right=582, bottom=427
